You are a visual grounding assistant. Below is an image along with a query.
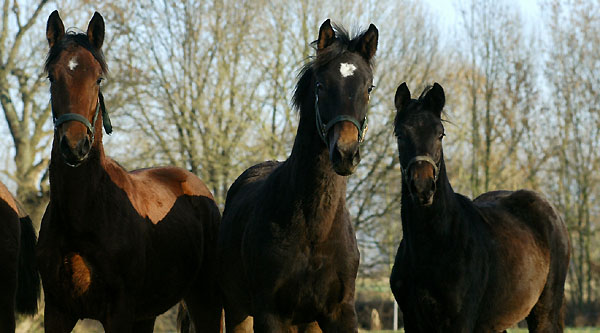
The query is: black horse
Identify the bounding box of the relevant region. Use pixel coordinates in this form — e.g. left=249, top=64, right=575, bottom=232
left=389, top=83, right=570, bottom=332
left=217, top=20, right=378, bottom=332
left=0, top=181, right=40, bottom=332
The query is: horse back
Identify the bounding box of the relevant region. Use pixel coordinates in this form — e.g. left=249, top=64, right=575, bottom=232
left=474, top=189, right=568, bottom=247
left=0, top=182, right=20, bottom=218
left=103, top=158, right=215, bottom=224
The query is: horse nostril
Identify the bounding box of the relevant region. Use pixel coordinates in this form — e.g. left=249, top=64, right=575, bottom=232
left=409, top=179, right=417, bottom=195
left=331, top=143, right=343, bottom=163
left=78, top=137, right=91, bottom=156
left=60, top=136, right=71, bottom=155
left=351, top=148, right=360, bottom=166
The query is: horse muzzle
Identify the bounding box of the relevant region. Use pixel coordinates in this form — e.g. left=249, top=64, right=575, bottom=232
left=405, top=158, right=438, bottom=206
left=330, top=140, right=360, bottom=176
left=409, top=176, right=435, bottom=206
left=59, top=134, right=91, bottom=167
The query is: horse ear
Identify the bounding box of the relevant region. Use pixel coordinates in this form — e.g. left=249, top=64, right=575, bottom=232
left=317, top=19, right=335, bottom=53
left=423, top=82, right=445, bottom=116
left=87, top=12, right=105, bottom=50
left=46, top=10, right=65, bottom=48
left=356, top=24, right=378, bottom=61
left=395, top=82, right=411, bottom=114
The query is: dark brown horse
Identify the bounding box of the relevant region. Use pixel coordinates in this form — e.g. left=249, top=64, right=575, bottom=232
left=36, top=11, right=222, bottom=332
left=217, top=20, right=378, bottom=332
left=0, top=182, right=40, bottom=332
left=389, top=83, right=570, bottom=332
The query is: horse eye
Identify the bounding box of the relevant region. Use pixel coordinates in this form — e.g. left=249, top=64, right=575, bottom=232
left=439, top=133, right=446, bottom=140
left=97, top=78, right=104, bottom=85
left=48, top=75, right=55, bottom=83
left=368, top=85, right=375, bottom=94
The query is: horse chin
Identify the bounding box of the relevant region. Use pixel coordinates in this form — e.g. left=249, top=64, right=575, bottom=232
left=411, top=193, right=434, bottom=207
left=420, top=198, right=434, bottom=207
left=332, top=163, right=356, bottom=176
left=61, top=154, right=87, bottom=168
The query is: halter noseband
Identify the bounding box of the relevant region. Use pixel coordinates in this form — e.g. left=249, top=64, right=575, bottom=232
left=315, top=83, right=368, bottom=146
left=401, top=155, right=440, bottom=183
left=53, top=91, right=113, bottom=144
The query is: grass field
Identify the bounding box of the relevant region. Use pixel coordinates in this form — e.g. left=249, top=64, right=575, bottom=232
left=362, top=329, right=600, bottom=333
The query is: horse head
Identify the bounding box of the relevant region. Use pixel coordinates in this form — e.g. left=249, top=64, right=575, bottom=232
left=394, top=82, right=446, bottom=206
left=45, top=11, right=111, bottom=167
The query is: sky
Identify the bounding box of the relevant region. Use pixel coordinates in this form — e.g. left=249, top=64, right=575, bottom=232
left=423, top=0, right=542, bottom=29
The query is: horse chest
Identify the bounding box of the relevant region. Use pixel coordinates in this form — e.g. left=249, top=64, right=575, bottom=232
left=395, top=251, right=480, bottom=324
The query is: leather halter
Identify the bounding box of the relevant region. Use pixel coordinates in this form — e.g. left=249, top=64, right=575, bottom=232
left=53, top=91, right=113, bottom=144
left=314, top=83, right=368, bottom=146
left=401, top=155, right=440, bottom=183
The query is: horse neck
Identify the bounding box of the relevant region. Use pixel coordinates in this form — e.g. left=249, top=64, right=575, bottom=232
left=401, top=157, right=462, bottom=247
left=279, top=102, right=347, bottom=236
left=49, top=127, right=107, bottom=223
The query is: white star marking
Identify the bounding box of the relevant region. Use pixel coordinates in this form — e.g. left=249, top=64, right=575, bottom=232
left=68, top=57, right=78, bottom=71
left=340, top=63, right=357, bottom=78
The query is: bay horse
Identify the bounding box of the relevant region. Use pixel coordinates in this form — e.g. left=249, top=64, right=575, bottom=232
left=36, top=11, right=222, bottom=332
left=0, top=181, right=40, bottom=332
left=217, top=20, right=378, bottom=332
left=389, top=82, right=570, bottom=332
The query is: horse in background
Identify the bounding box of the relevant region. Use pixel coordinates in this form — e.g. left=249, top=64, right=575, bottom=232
left=0, top=181, right=40, bottom=332
left=36, top=11, right=221, bottom=332
left=217, top=19, right=378, bottom=332
left=390, top=82, right=570, bottom=332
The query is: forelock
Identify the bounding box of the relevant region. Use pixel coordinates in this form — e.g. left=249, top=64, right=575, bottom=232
left=44, top=31, right=108, bottom=74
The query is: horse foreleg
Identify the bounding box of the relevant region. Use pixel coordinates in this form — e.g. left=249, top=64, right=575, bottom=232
left=102, top=297, right=135, bottom=333
left=317, top=302, right=358, bottom=333
left=226, top=316, right=253, bottom=333
left=43, top=300, right=78, bottom=333
left=183, top=272, right=223, bottom=332
left=254, top=312, right=290, bottom=332
left=133, top=317, right=156, bottom=332
left=296, top=321, right=322, bottom=332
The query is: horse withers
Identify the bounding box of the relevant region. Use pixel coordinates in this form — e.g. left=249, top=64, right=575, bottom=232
left=217, top=20, right=378, bottom=332
left=36, top=11, right=222, bottom=332
left=389, top=82, right=570, bottom=332
left=0, top=182, right=40, bottom=332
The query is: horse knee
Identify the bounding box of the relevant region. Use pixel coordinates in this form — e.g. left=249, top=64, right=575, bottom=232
left=226, top=315, right=253, bottom=333
left=318, top=304, right=358, bottom=333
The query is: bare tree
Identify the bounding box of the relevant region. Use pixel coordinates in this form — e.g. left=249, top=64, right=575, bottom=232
left=544, top=0, right=600, bottom=316
left=0, top=0, right=53, bottom=224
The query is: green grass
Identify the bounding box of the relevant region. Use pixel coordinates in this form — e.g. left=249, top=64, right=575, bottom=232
left=508, top=329, right=600, bottom=333
left=360, top=327, right=600, bottom=333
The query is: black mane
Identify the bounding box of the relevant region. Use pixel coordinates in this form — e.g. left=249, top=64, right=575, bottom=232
left=292, top=23, right=375, bottom=114
left=44, top=31, right=107, bottom=74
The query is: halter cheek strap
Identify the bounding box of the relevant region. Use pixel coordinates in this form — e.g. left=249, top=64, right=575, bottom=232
left=53, top=91, right=113, bottom=144
left=315, top=84, right=369, bottom=146
left=401, top=155, right=440, bottom=183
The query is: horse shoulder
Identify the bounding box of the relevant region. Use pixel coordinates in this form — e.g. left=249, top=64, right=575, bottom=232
left=225, top=160, right=281, bottom=205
